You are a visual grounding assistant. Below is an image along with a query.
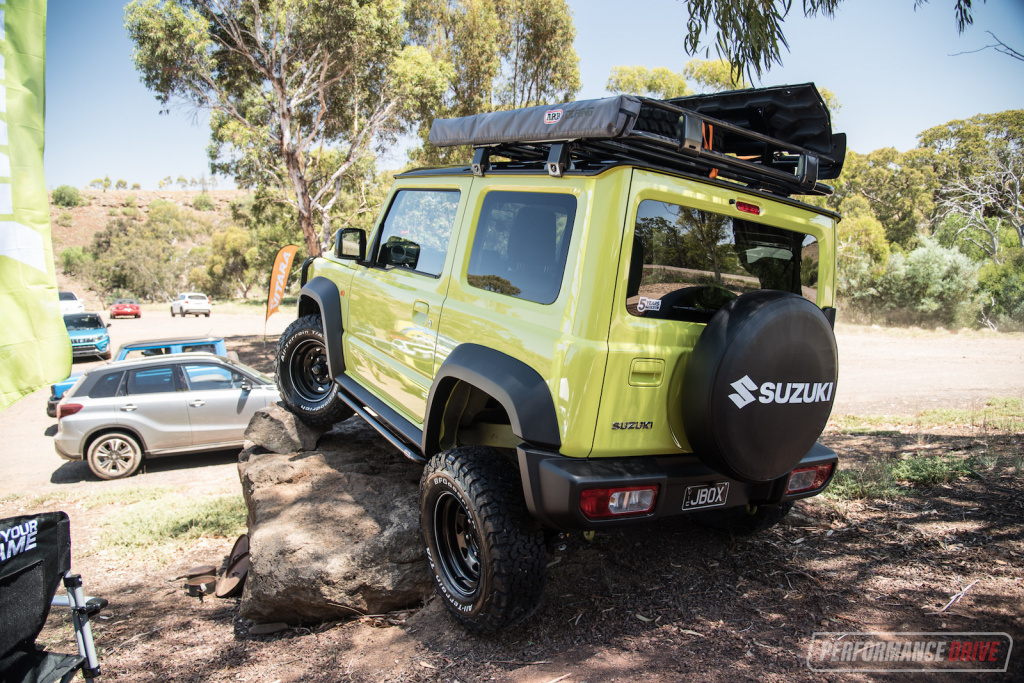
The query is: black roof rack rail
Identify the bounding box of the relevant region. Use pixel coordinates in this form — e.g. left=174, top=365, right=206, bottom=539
left=428, top=83, right=846, bottom=197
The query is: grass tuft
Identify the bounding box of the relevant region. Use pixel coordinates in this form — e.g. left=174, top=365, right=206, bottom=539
left=99, top=493, right=246, bottom=555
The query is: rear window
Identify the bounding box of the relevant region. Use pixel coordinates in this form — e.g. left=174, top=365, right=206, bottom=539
left=189, top=294, right=208, bottom=301
left=626, top=199, right=818, bottom=322
left=59, top=292, right=77, bottom=301
left=466, top=191, right=577, bottom=305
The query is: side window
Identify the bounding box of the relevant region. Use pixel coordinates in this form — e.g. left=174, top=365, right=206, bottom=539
left=126, top=366, right=179, bottom=395
left=183, top=364, right=243, bottom=391
left=182, top=344, right=216, bottom=354
left=466, top=192, right=577, bottom=305
left=375, top=189, right=460, bottom=277
left=627, top=199, right=817, bottom=322
left=88, top=371, right=124, bottom=399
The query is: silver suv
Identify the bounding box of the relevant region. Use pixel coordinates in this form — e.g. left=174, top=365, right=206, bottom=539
left=54, top=353, right=279, bottom=479
left=170, top=292, right=211, bottom=317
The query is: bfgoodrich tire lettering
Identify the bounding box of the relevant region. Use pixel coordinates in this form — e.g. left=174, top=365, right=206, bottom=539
left=275, top=314, right=353, bottom=427
left=420, top=446, right=546, bottom=632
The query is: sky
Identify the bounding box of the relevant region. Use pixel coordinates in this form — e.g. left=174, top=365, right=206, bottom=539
left=43, top=0, right=1024, bottom=191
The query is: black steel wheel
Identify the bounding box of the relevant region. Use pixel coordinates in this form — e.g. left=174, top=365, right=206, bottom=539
left=275, top=314, right=353, bottom=426
left=420, top=446, right=546, bottom=632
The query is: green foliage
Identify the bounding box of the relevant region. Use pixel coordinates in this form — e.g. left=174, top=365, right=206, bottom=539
left=406, top=0, right=579, bottom=166
left=606, top=66, right=692, bottom=99
left=86, top=202, right=206, bottom=300
left=124, top=195, right=136, bottom=208
left=131, top=182, right=141, bottom=191
left=830, top=148, right=937, bottom=248
left=55, top=210, right=74, bottom=228
left=978, top=250, right=1024, bottom=330
left=839, top=237, right=982, bottom=328
left=681, top=0, right=983, bottom=81
left=193, top=192, right=214, bottom=211
left=127, top=0, right=449, bottom=257
left=58, top=246, right=92, bottom=276
left=52, top=184, right=82, bottom=208
left=115, top=178, right=127, bottom=190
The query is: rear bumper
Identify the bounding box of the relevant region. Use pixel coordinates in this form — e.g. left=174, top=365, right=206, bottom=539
left=517, top=442, right=837, bottom=531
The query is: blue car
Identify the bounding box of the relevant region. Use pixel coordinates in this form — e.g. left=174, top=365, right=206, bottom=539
left=47, top=336, right=230, bottom=417
left=63, top=313, right=111, bottom=360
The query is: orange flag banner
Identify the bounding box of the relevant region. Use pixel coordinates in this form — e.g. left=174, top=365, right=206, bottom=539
left=266, top=245, right=299, bottom=321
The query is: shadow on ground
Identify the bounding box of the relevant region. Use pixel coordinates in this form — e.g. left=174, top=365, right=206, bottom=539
left=49, top=449, right=241, bottom=485
left=35, top=427, right=1024, bottom=681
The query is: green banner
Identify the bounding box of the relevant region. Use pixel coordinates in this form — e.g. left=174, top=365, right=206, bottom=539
left=0, top=0, right=70, bottom=410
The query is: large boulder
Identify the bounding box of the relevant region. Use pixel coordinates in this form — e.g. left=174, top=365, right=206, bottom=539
left=238, top=416, right=432, bottom=623
left=243, top=403, right=324, bottom=454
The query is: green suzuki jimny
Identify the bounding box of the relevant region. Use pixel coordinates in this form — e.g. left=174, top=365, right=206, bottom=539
left=276, top=83, right=846, bottom=632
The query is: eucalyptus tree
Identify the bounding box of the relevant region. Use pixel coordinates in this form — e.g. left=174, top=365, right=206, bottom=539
left=126, top=0, right=449, bottom=256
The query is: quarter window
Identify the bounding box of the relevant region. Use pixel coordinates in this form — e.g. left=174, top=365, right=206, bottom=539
left=467, top=191, right=577, bottom=305
left=375, top=189, right=460, bottom=277
left=627, top=199, right=818, bottom=322
left=88, top=371, right=124, bottom=399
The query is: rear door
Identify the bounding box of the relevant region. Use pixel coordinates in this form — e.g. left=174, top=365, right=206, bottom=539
left=345, top=179, right=471, bottom=424
left=121, top=364, right=191, bottom=451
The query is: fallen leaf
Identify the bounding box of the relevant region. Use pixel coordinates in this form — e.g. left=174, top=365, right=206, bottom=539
left=636, top=613, right=652, bottom=622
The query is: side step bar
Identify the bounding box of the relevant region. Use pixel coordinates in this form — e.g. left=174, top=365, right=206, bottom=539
left=334, top=375, right=427, bottom=464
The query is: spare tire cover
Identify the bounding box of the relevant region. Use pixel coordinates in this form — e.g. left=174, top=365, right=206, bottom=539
left=681, top=290, right=838, bottom=483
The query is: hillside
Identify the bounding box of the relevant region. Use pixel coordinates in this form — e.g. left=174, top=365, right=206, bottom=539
left=49, top=188, right=248, bottom=308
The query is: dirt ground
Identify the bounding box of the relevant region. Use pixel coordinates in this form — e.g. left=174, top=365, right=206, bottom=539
left=1, top=318, right=1022, bottom=681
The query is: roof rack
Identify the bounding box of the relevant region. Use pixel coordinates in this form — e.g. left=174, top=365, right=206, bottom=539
left=427, top=83, right=846, bottom=197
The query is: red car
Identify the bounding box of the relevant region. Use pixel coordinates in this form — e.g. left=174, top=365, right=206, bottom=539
left=109, top=298, right=141, bottom=318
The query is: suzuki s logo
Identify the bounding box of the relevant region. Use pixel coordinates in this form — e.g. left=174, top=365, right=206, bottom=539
left=728, top=375, right=835, bottom=409
left=544, top=109, right=563, bottom=124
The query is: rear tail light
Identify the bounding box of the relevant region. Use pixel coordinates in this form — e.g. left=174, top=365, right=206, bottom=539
left=580, top=485, right=658, bottom=519
left=787, top=464, right=834, bottom=494
left=57, top=403, right=83, bottom=419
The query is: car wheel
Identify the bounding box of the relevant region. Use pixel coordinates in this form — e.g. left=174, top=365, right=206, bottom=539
left=205, top=312, right=210, bottom=317
left=87, top=432, right=143, bottom=480
left=696, top=501, right=793, bottom=536
left=420, top=446, right=546, bottom=632
left=170, top=307, right=175, bottom=317
left=275, top=314, right=353, bottom=426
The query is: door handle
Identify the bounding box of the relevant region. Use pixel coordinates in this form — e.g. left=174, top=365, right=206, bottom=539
left=413, top=300, right=430, bottom=326
left=189, top=399, right=205, bottom=407
left=120, top=404, right=137, bottom=412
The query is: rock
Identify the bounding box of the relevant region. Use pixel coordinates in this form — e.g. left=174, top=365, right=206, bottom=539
left=238, top=417, right=432, bottom=623
left=244, top=403, right=324, bottom=454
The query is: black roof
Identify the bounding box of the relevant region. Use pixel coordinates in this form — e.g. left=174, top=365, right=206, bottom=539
left=426, top=84, right=845, bottom=197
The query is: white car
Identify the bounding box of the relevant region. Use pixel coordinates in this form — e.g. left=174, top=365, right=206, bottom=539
left=59, top=291, right=85, bottom=315
left=170, top=292, right=211, bottom=317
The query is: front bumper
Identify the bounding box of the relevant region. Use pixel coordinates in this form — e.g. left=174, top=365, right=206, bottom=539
left=517, top=442, right=837, bottom=531
left=71, top=338, right=110, bottom=357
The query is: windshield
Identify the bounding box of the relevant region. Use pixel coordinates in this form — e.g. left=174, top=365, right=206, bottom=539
left=64, top=314, right=105, bottom=330
left=59, top=292, right=76, bottom=301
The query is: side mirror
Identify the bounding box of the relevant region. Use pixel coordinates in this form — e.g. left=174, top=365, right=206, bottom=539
left=336, top=228, right=366, bottom=261
left=106, top=323, right=112, bottom=328
left=240, top=380, right=252, bottom=392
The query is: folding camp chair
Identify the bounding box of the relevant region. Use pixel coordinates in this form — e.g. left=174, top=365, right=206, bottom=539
left=0, top=511, right=106, bottom=682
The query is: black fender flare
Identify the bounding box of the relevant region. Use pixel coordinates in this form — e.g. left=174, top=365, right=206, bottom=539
left=297, top=276, right=344, bottom=378
left=423, top=344, right=561, bottom=456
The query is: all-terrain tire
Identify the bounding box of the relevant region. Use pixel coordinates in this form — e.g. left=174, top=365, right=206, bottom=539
left=697, top=501, right=793, bottom=536
left=87, top=431, right=142, bottom=480
left=275, top=314, right=353, bottom=427
left=420, top=446, right=546, bottom=633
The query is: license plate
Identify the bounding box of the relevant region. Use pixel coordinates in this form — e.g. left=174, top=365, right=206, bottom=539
left=682, top=482, right=730, bottom=510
